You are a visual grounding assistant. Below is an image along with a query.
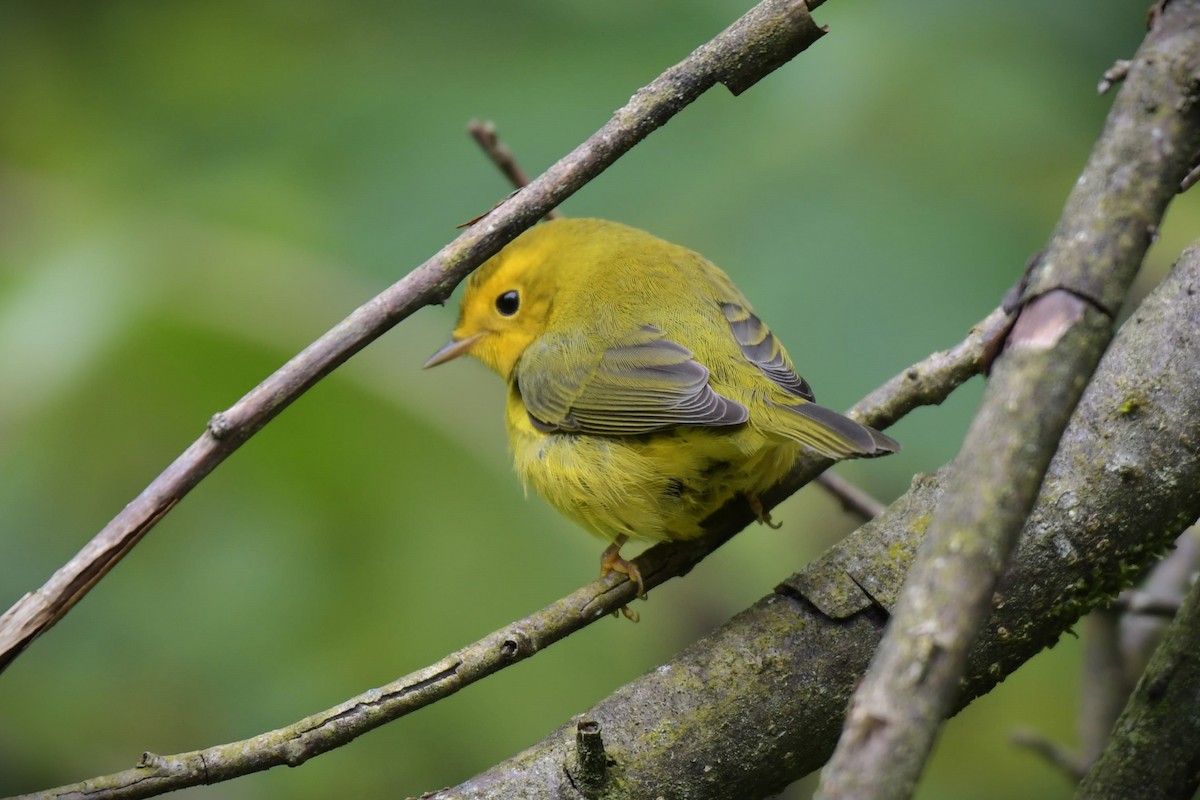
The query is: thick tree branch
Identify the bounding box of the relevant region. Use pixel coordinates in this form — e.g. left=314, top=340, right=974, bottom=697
left=0, top=0, right=829, bottom=674
left=10, top=295, right=1012, bottom=800
left=816, top=4, right=1200, bottom=797
left=422, top=242, right=1200, bottom=799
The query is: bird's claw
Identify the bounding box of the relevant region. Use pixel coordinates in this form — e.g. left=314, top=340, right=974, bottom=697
left=600, top=537, right=645, bottom=596
left=600, top=537, right=645, bottom=622
left=748, top=495, right=783, bottom=529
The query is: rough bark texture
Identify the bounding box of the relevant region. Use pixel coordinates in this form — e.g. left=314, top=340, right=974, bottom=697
left=816, top=295, right=1111, bottom=800
left=421, top=244, right=1200, bottom=800
left=815, top=4, right=1200, bottom=796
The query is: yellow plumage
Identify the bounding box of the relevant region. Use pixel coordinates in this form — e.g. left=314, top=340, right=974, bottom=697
left=426, top=218, right=897, bottom=595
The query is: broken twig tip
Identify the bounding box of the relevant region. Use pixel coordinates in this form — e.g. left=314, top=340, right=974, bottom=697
left=573, top=718, right=609, bottom=797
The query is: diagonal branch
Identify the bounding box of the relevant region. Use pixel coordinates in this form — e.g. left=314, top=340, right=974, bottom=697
left=9, top=295, right=1012, bottom=800
left=0, top=0, right=829, bottom=675
left=817, top=471, right=887, bottom=521
left=815, top=4, right=1200, bottom=798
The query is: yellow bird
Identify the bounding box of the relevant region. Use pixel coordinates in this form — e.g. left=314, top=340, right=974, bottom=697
left=426, top=218, right=897, bottom=600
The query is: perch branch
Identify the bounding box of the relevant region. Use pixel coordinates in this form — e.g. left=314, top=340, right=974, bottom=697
left=0, top=0, right=830, bottom=674
left=816, top=4, right=1200, bottom=798
left=9, top=298, right=1013, bottom=800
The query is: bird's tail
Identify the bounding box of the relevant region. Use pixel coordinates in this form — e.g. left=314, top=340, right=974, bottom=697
left=771, top=400, right=900, bottom=460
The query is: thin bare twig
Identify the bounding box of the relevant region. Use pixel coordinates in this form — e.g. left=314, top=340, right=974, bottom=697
left=816, top=4, right=1200, bottom=798
left=1114, top=592, right=1186, bottom=618
left=1118, top=527, right=1200, bottom=674
left=0, top=0, right=829, bottom=674
left=1011, top=729, right=1088, bottom=783
left=1180, top=162, right=1200, bottom=192
left=1019, top=616, right=1133, bottom=785
left=1097, top=59, right=1131, bottom=95
left=1078, top=610, right=1130, bottom=766
left=817, top=472, right=886, bottom=521
left=11, top=298, right=1013, bottom=800
left=467, top=120, right=559, bottom=219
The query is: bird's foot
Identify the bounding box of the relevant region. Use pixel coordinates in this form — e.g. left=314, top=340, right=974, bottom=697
left=748, top=495, right=783, bottom=529
left=600, top=537, right=645, bottom=622
left=600, top=538, right=645, bottom=596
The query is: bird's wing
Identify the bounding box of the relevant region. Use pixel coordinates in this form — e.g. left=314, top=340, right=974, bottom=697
left=720, top=302, right=814, bottom=400
left=719, top=300, right=900, bottom=457
left=517, top=325, right=749, bottom=435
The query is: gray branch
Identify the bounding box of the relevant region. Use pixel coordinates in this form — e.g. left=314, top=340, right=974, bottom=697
left=422, top=239, right=1200, bottom=799
left=1078, top=610, right=1132, bottom=768
left=815, top=3, right=1200, bottom=797
left=0, top=0, right=828, bottom=674
left=816, top=472, right=887, bottom=521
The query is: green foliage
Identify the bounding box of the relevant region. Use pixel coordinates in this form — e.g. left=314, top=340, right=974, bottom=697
left=0, top=2, right=1190, bottom=798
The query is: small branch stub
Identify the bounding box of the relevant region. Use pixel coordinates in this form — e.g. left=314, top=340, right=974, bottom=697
left=207, top=412, right=232, bottom=440
left=572, top=718, right=609, bottom=798
left=1097, top=59, right=1131, bottom=95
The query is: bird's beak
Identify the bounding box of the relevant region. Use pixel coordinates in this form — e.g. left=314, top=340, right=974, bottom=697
left=423, top=332, right=485, bottom=368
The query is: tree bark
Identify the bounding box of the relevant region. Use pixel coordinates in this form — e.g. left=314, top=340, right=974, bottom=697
left=817, top=1, right=1200, bottom=794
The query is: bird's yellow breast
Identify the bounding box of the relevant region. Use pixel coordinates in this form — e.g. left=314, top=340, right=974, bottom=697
left=505, top=382, right=799, bottom=543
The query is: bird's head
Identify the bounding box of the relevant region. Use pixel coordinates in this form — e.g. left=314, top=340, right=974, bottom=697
left=424, top=223, right=561, bottom=381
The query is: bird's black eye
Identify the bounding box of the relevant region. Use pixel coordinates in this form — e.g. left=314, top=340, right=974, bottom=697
left=495, top=290, right=520, bottom=316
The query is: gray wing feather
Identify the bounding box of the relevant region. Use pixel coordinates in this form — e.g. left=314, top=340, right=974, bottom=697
left=721, top=302, right=814, bottom=400
left=518, top=326, right=748, bottom=436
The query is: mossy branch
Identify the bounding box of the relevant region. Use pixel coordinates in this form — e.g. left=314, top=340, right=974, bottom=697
left=816, top=3, right=1200, bottom=797
left=0, top=0, right=828, bottom=674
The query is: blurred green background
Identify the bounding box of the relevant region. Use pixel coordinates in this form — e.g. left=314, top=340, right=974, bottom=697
left=1, top=2, right=1195, bottom=798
